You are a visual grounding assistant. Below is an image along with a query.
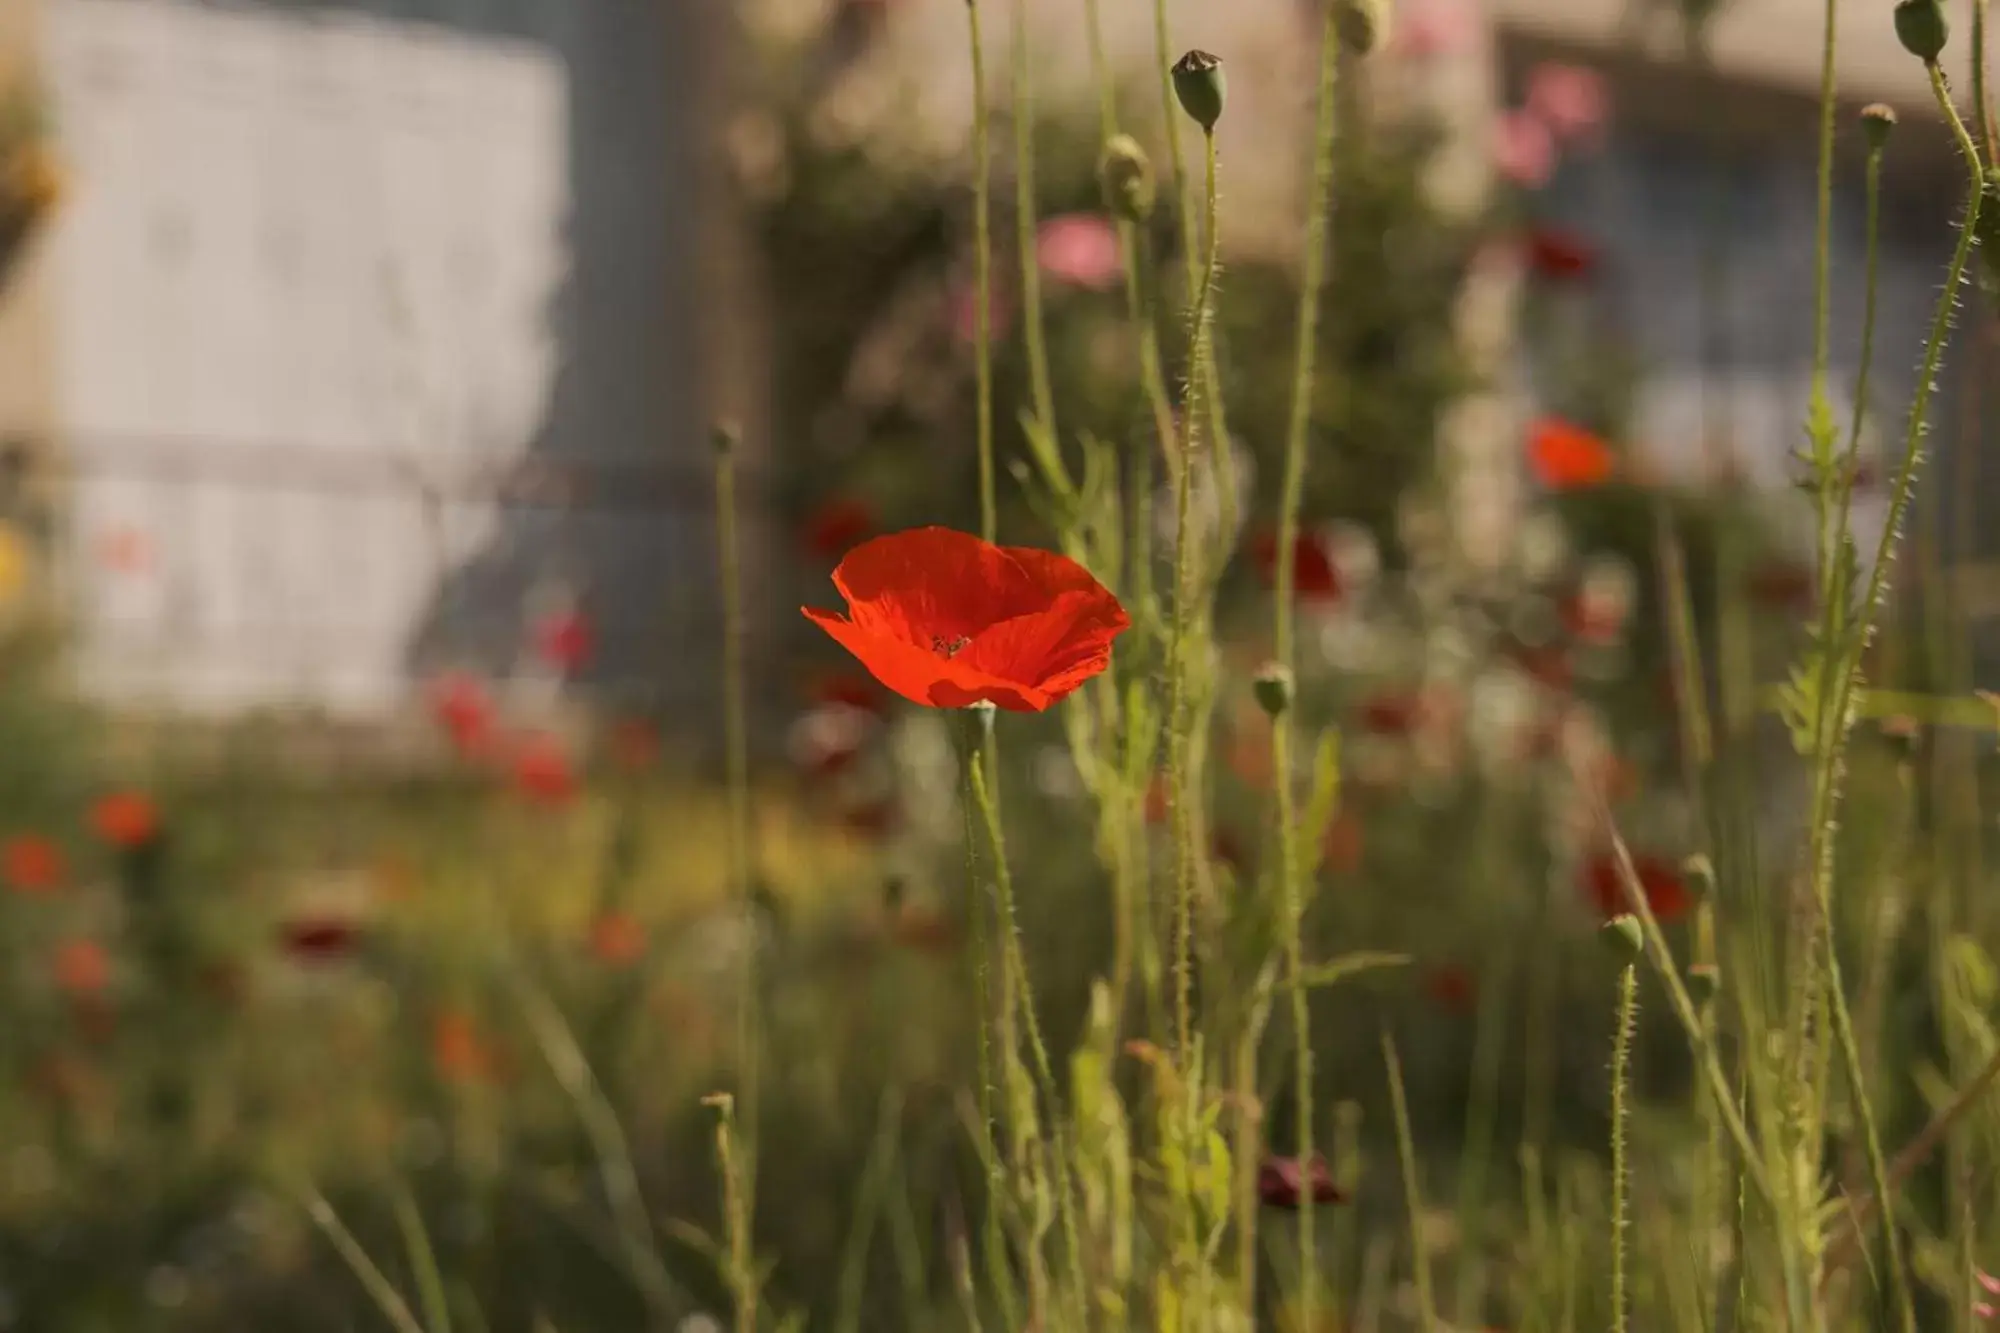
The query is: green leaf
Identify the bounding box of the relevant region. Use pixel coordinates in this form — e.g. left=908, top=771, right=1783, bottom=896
left=1299, top=951, right=1412, bottom=990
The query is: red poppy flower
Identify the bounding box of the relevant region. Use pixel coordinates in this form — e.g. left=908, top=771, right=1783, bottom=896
left=427, top=671, right=493, bottom=756
left=1745, top=561, right=1815, bottom=612
left=1248, top=529, right=1342, bottom=602
left=888, top=907, right=960, bottom=955
left=512, top=736, right=578, bottom=807
left=607, top=718, right=660, bottom=773
left=1358, top=691, right=1425, bottom=736
left=589, top=911, right=647, bottom=966
left=1524, top=226, right=1597, bottom=281
left=1426, top=965, right=1477, bottom=1014
left=1257, top=1154, right=1347, bottom=1209
left=1561, top=591, right=1624, bottom=644
left=802, top=497, right=875, bottom=561
left=533, top=609, right=595, bottom=672
left=279, top=916, right=362, bottom=963
left=807, top=672, right=891, bottom=716
left=802, top=527, right=1130, bottom=713
left=2, top=835, right=64, bottom=894
left=1584, top=852, right=1691, bottom=923
left=53, top=938, right=109, bottom=995
left=431, top=1010, right=491, bottom=1083
left=1321, top=809, right=1364, bottom=873
left=1527, top=418, right=1616, bottom=490
left=90, top=791, right=158, bottom=848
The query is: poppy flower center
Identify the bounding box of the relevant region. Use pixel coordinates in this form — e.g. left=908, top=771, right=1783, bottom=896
left=931, top=634, right=971, bottom=659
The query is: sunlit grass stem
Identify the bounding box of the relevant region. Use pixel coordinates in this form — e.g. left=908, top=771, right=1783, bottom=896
left=1270, top=9, right=1341, bottom=1327
left=968, top=0, right=996, bottom=541
left=1383, top=1032, right=1438, bottom=1333
left=1010, top=0, right=1056, bottom=441
left=712, top=424, right=758, bottom=1333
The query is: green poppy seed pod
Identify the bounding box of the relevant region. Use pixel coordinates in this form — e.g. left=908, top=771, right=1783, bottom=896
left=1685, top=962, right=1721, bottom=1007
left=710, top=420, right=741, bottom=457
left=1860, top=103, right=1898, bottom=150
left=1099, top=133, right=1157, bottom=223
left=1601, top=914, right=1644, bottom=961
left=1171, top=50, right=1226, bottom=132
left=1682, top=852, right=1715, bottom=901
left=1893, top=0, right=1948, bottom=62
left=1253, top=661, right=1294, bottom=718
left=1336, top=0, right=1388, bottom=55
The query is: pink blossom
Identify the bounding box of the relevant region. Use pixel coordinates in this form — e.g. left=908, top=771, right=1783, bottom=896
left=1526, top=63, right=1608, bottom=143
left=1036, top=213, right=1124, bottom=292
left=1393, top=0, right=1474, bottom=60
left=1492, top=110, right=1556, bottom=188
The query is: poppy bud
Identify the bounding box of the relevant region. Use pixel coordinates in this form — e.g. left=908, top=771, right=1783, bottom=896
left=1171, top=50, right=1226, bottom=132
left=1893, top=0, right=1948, bottom=62
left=1336, top=0, right=1388, bottom=54
left=1682, top=853, right=1715, bottom=901
left=1685, top=962, right=1721, bottom=1006
left=1860, top=103, right=1897, bottom=150
left=1601, top=914, right=1643, bottom=961
left=1253, top=661, right=1294, bottom=717
left=710, top=420, right=741, bottom=457
left=1099, top=134, right=1157, bottom=223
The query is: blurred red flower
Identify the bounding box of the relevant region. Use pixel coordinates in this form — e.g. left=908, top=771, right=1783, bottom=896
left=431, top=1010, right=491, bottom=1083
left=1358, top=691, right=1425, bottom=736
left=1561, top=591, right=1624, bottom=644
left=427, top=671, right=494, bottom=756
left=513, top=736, right=578, bottom=807
left=533, top=609, right=595, bottom=672
left=1257, top=1154, right=1347, bottom=1209
left=1584, top=852, right=1691, bottom=923
left=589, top=911, right=648, bottom=966
left=1526, top=62, right=1609, bottom=142
left=1248, top=528, right=1342, bottom=602
left=1037, top=213, right=1124, bottom=291
left=1745, top=561, right=1816, bottom=612
left=53, top=938, right=109, bottom=995
left=807, top=671, right=890, bottom=715
left=607, top=718, right=660, bottom=773
left=1144, top=773, right=1171, bottom=825
left=1527, top=418, right=1616, bottom=490
left=802, top=527, right=1130, bottom=713
left=803, top=497, right=875, bottom=562
left=841, top=800, right=899, bottom=841
left=2, top=834, right=64, bottom=894
left=279, top=916, right=362, bottom=963
left=1426, top=965, right=1477, bottom=1014
left=888, top=906, right=960, bottom=955
left=1321, top=810, right=1364, bottom=874
left=90, top=791, right=158, bottom=849
left=1493, top=109, right=1556, bottom=188
left=1524, top=227, right=1597, bottom=282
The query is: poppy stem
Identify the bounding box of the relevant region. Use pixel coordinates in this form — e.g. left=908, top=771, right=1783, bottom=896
left=1609, top=963, right=1637, bottom=1333
left=1382, top=1031, right=1438, bottom=1333
left=1010, top=0, right=1057, bottom=447
left=712, top=423, right=758, bottom=1333
left=1272, top=8, right=1342, bottom=1325
left=968, top=0, right=996, bottom=542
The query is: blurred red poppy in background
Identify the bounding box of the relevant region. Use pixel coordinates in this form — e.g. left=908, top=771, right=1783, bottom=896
left=2, top=834, right=64, bottom=895
left=802, top=497, right=875, bottom=561
left=589, top=911, right=647, bottom=967
left=1524, top=227, right=1596, bottom=282
left=427, top=671, right=494, bottom=756
left=1584, top=852, right=1691, bottom=923
left=1248, top=529, right=1342, bottom=602
left=90, top=791, right=159, bottom=849
left=1257, top=1154, right=1347, bottom=1209
left=1426, top=965, right=1477, bottom=1014
left=280, top=917, right=363, bottom=964
left=53, top=938, right=109, bottom=996
left=533, top=609, right=595, bottom=672
left=513, top=736, right=578, bottom=807
left=803, top=528, right=1129, bottom=713
left=807, top=671, right=890, bottom=716
left=1527, top=418, right=1616, bottom=490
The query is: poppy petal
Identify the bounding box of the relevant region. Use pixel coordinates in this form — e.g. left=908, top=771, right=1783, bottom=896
left=957, top=589, right=1130, bottom=704
left=803, top=609, right=1047, bottom=712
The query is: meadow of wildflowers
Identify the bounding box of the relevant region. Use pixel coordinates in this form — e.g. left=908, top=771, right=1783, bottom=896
left=3, top=0, right=2000, bottom=1328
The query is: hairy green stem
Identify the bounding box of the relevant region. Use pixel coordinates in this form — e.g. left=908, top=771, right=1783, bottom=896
left=713, top=433, right=758, bottom=1333
left=1610, top=964, right=1638, bottom=1333
left=1383, top=1032, right=1438, bottom=1333
left=1272, top=9, right=1342, bottom=1327
left=969, top=0, right=996, bottom=541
